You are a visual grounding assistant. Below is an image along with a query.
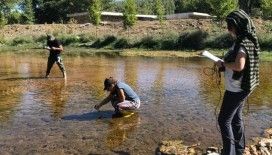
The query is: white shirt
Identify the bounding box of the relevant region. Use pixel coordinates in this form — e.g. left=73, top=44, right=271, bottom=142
left=224, top=45, right=246, bottom=92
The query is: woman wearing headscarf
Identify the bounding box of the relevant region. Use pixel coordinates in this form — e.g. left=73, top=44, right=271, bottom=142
left=215, top=10, right=260, bottom=155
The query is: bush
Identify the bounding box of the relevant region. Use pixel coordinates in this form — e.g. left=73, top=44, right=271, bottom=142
left=78, top=34, right=95, bottom=43
left=258, top=34, right=272, bottom=50
left=11, top=36, right=34, bottom=46
left=134, top=36, right=160, bottom=49
left=159, top=34, right=178, bottom=50
left=177, top=30, right=208, bottom=50
left=99, top=35, right=117, bottom=47
left=114, top=38, right=130, bottom=49
left=59, top=35, right=80, bottom=45
left=205, top=33, right=233, bottom=49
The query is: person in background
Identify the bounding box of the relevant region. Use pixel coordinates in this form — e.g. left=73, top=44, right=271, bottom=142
left=94, top=77, right=140, bottom=117
left=215, top=10, right=260, bottom=155
left=45, top=34, right=66, bottom=79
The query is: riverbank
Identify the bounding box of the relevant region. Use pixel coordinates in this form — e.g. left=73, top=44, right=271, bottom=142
left=157, top=128, right=272, bottom=155
left=1, top=46, right=272, bottom=62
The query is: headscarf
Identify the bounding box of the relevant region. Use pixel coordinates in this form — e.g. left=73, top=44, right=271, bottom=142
left=226, top=10, right=260, bottom=51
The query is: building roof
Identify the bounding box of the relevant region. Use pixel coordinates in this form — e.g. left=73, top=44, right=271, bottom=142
left=67, top=11, right=157, bottom=19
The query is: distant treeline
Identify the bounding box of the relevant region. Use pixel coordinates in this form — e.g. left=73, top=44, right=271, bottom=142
left=0, top=0, right=271, bottom=25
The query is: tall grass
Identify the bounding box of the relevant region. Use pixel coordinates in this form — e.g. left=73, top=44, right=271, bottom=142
left=1, top=31, right=272, bottom=52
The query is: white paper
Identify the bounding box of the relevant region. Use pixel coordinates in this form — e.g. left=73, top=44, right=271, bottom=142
left=202, top=50, right=223, bottom=62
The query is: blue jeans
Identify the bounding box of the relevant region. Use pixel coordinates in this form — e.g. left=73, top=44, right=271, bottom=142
left=218, top=90, right=248, bottom=155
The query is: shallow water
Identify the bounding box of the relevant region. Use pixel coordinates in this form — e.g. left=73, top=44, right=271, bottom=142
left=0, top=52, right=271, bottom=155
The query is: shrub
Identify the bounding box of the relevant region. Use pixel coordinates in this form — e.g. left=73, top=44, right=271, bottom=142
left=99, top=35, right=117, bottom=48
left=11, top=36, right=34, bottom=46
left=258, top=34, right=272, bottom=50
left=134, top=36, right=160, bottom=49
left=177, top=30, right=208, bottom=50
left=78, top=34, right=95, bottom=43
left=114, top=38, right=130, bottom=49
left=205, top=33, right=233, bottom=49
left=59, top=35, right=80, bottom=45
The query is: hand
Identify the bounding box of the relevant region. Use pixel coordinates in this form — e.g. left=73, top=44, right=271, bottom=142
left=215, top=60, right=224, bottom=68
left=94, top=104, right=101, bottom=110
left=44, top=46, right=51, bottom=50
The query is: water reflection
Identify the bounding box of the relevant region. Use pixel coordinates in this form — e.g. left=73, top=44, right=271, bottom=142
left=106, top=112, right=141, bottom=150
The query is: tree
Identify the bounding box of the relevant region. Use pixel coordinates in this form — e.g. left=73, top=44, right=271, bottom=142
left=89, top=0, right=102, bottom=37
left=0, top=12, right=7, bottom=28
left=210, top=0, right=238, bottom=21
left=155, top=0, right=165, bottom=24
left=123, top=0, right=137, bottom=30
left=261, top=0, right=272, bottom=19
left=137, top=0, right=154, bottom=14
left=162, top=0, right=175, bottom=15
left=21, top=0, right=35, bottom=24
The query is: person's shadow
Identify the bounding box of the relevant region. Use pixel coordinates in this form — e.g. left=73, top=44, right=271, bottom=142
left=61, top=110, right=115, bottom=121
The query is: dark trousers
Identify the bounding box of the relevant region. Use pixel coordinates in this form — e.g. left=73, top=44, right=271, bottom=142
left=46, top=56, right=66, bottom=76
left=218, top=90, right=248, bottom=155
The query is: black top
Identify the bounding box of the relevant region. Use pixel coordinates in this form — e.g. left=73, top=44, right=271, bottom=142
left=47, top=39, right=62, bottom=57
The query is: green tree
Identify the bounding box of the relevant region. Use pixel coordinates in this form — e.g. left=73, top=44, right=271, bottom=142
left=123, top=0, right=137, bottom=30
left=210, top=0, right=238, bottom=21
left=89, top=0, right=102, bottom=37
left=137, top=0, right=154, bottom=14
left=6, top=11, right=21, bottom=24
left=21, top=0, right=35, bottom=24
left=261, top=0, right=272, bottom=19
left=162, top=0, right=175, bottom=15
left=155, top=0, right=165, bottom=24
left=0, top=12, right=7, bottom=28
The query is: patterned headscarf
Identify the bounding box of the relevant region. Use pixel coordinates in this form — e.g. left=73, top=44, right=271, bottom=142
left=226, top=10, right=260, bottom=51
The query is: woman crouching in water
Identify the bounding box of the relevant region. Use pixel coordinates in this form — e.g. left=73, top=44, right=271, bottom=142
left=94, top=77, right=140, bottom=117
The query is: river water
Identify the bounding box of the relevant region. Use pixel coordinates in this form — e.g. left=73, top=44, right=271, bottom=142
left=0, top=52, right=271, bottom=154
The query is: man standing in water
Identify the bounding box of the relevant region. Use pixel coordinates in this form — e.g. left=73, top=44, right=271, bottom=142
left=45, top=34, right=66, bottom=79
left=94, top=77, right=140, bottom=117
left=215, top=10, right=260, bottom=155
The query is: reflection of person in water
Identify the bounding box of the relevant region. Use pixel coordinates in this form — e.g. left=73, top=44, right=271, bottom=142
left=94, top=77, right=140, bottom=116
left=106, top=112, right=140, bottom=149
left=49, top=81, right=67, bottom=119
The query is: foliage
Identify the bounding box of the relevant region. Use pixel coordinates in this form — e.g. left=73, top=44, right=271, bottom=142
left=123, top=0, right=137, bottom=29
left=210, top=0, right=238, bottom=21
left=114, top=38, right=130, bottom=49
left=205, top=33, right=233, bottom=49
left=137, top=0, right=154, bottom=15
left=261, top=0, right=272, bottom=19
left=11, top=36, right=34, bottom=46
left=175, top=0, right=212, bottom=13
left=162, top=0, right=175, bottom=15
left=258, top=33, right=272, bottom=50
left=89, top=0, right=102, bottom=26
left=6, top=11, right=21, bottom=24
left=0, top=12, right=7, bottom=27
left=177, top=30, right=208, bottom=50
left=20, top=0, right=34, bottom=24
left=155, top=0, right=165, bottom=24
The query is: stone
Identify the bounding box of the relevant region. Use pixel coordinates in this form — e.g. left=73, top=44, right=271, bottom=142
left=264, top=128, right=272, bottom=138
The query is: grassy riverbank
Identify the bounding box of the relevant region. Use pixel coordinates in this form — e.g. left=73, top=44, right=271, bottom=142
left=1, top=45, right=272, bottom=62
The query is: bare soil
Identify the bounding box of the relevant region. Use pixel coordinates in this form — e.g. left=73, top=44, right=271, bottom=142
left=1, top=19, right=270, bottom=40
